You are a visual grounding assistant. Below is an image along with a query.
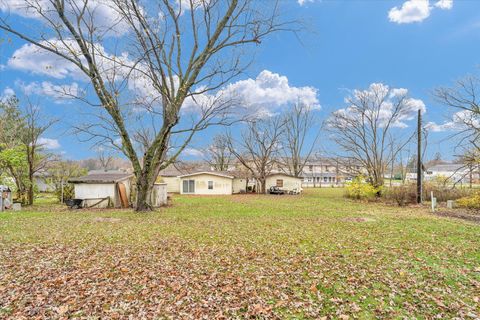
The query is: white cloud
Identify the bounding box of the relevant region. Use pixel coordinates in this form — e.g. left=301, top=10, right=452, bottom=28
left=38, top=138, right=61, bottom=150
left=2, top=87, right=15, bottom=98
left=297, top=0, right=315, bottom=6
left=16, top=80, right=82, bottom=102
left=211, top=70, right=319, bottom=116
left=388, top=0, right=431, bottom=24
left=388, top=0, right=453, bottom=24
left=8, top=41, right=87, bottom=80
left=183, top=148, right=204, bottom=158
left=425, top=110, right=477, bottom=132
left=434, top=0, right=453, bottom=10
left=0, top=0, right=129, bottom=37
left=179, top=70, right=319, bottom=118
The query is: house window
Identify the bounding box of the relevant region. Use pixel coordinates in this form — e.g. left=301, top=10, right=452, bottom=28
left=309, top=165, right=313, bottom=171
left=324, top=177, right=327, bottom=182
left=208, top=181, right=214, bottom=190
left=276, top=179, right=283, bottom=187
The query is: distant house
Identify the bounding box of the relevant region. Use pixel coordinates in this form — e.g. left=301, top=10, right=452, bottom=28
left=69, top=171, right=134, bottom=208
left=301, top=158, right=362, bottom=187
left=425, top=163, right=478, bottom=184
left=33, top=171, right=55, bottom=192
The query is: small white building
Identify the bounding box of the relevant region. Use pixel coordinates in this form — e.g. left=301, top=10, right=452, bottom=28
left=69, top=171, right=134, bottom=208
left=265, top=173, right=303, bottom=193
left=179, top=172, right=234, bottom=195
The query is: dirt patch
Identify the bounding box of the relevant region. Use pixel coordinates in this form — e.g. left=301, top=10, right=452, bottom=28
left=434, top=210, right=480, bottom=224
left=343, top=217, right=376, bottom=223
left=93, top=217, right=122, bottom=223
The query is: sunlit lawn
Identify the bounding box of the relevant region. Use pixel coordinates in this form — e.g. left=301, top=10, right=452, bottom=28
left=0, top=189, right=479, bottom=318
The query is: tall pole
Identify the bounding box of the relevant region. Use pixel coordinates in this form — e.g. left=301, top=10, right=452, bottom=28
left=416, top=109, right=422, bottom=204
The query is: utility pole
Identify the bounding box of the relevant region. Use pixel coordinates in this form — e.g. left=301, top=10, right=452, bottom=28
left=416, top=109, right=422, bottom=204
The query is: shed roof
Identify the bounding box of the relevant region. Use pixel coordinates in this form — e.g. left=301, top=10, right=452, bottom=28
left=69, top=172, right=134, bottom=184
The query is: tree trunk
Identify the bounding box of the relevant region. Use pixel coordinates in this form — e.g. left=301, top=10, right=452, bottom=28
left=259, top=177, right=266, bottom=194
left=135, top=173, right=153, bottom=212
left=28, top=177, right=34, bottom=205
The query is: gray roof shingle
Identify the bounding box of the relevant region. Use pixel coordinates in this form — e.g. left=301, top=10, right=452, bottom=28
left=69, top=172, right=133, bottom=184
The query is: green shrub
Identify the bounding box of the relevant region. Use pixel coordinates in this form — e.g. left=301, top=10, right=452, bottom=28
left=456, top=192, right=480, bottom=209
left=345, top=177, right=381, bottom=200
left=55, top=184, right=74, bottom=203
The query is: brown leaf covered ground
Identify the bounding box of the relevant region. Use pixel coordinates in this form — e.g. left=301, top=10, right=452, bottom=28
left=0, top=189, right=479, bottom=319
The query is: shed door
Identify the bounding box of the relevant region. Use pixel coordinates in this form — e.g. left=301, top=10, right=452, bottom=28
left=182, top=179, right=195, bottom=193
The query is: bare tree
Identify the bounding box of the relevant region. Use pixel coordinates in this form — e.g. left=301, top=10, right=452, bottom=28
left=203, top=134, right=232, bottom=171
left=0, top=0, right=292, bottom=210
left=22, top=100, right=57, bottom=205
left=97, top=150, right=114, bottom=171
left=226, top=116, right=285, bottom=194
left=326, top=83, right=419, bottom=189
left=280, top=103, right=320, bottom=177
left=435, top=76, right=480, bottom=154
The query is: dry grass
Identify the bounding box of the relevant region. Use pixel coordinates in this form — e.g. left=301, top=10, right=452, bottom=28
left=0, top=189, right=479, bottom=319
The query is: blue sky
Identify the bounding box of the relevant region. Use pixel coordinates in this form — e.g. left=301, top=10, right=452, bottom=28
left=1, top=0, right=480, bottom=161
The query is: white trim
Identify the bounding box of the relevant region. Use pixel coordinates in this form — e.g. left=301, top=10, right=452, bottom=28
left=178, top=171, right=234, bottom=179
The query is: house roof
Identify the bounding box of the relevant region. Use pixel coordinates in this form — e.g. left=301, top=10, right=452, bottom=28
left=267, top=173, right=303, bottom=179
left=303, top=172, right=338, bottom=178
left=178, top=171, right=234, bottom=179
left=427, top=163, right=467, bottom=172
left=69, top=172, right=134, bottom=184
left=158, top=162, right=212, bottom=177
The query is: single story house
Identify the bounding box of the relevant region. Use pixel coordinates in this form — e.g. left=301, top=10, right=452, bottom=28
left=69, top=171, right=134, bottom=208
left=265, top=173, right=303, bottom=193
left=158, top=166, right=252, bottom=195
left=179, top=171, right=234, bottom=195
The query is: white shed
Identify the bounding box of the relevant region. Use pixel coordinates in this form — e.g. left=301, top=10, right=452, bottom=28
left=265, top=173, right=303, bottom=193
left=69, top=172, right=134, bottom=208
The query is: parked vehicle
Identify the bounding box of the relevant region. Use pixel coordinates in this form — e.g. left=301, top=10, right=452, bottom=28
left=269, top=186, right=285, bottom=195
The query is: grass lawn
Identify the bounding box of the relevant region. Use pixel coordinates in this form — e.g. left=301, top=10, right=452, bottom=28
left=0, top=189, right=479, bottom=319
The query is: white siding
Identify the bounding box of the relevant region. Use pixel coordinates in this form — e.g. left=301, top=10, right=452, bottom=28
left=161, top=176, right=181, bottom=193
left=180, top=174, right=233, bottom=195
left=233, top=178, right=247, bottom=194
left=265, top=174, right=302, bottom=192
left=74, top=183, right=117, bottom=208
